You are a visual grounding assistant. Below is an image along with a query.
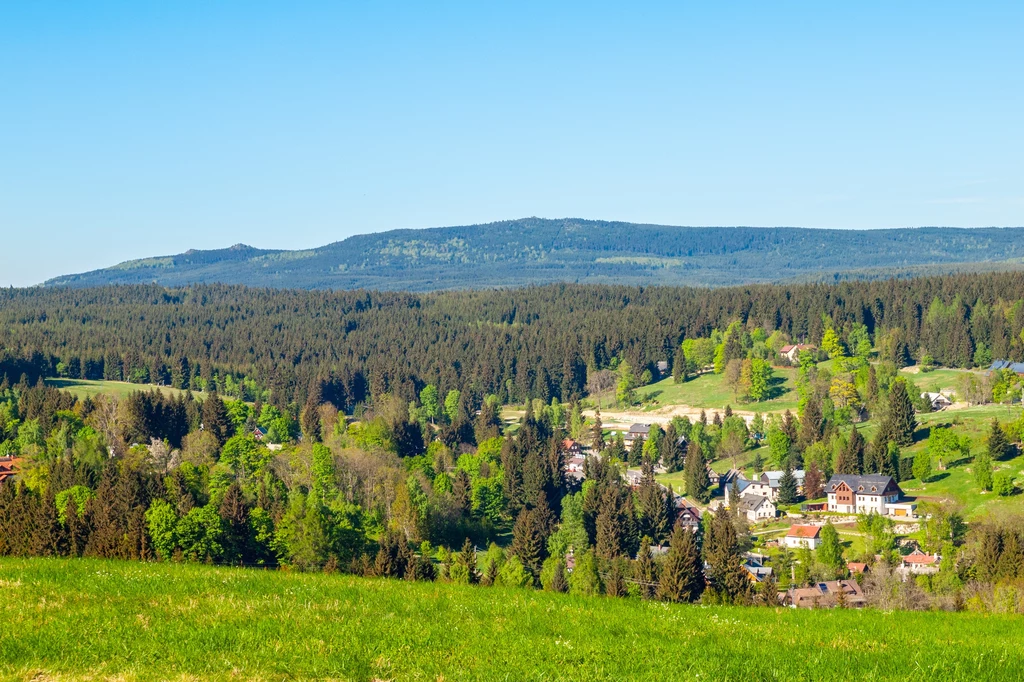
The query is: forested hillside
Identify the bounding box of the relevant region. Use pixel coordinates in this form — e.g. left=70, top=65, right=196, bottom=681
left=4, top=272, right=1024, bottom=407
left=44, top=218, right=1024, bottom=290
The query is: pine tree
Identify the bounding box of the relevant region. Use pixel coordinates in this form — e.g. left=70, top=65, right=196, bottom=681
left=879, top=379, right=916, bottom=447
left=987, top=419, right=1011, bottom=461
left=658, top=524, right=703, bottom=603
left=510, top=508, right=546, bottom=575
left=660, top=424, right=684, bottom=472
left=799, top=398, right=823, bottom=447
left=218, top=483, right=252, bottom=565
left=200, top=392, right=232, bottom=446
left=595, top=485, right=629, bottom=559
left=459, top=538, right=478, bottom=584
left=777, top=463, right=798, bottom=505
left=591, top=410, right=605, bottom=451
left=637, top=457, right=670, bottom=543
left=998, top=531, right=1024, bottom=580
left=550, top=559, right=569, bottom=593
left=724, top=404, right=733, bottom=418
left=628, top=434, right=645, bottom=466
left=803, top=460, right=824, bottom=500
left=752, top=449, right=764, bottom=474
left=634, top=539, right=657, bottom=599
left=605, top=557, right=627, bottom=597
left=672, top=352, right=687, bottom=384
left=483, top=558, right=500, bottom=586
left=703, top=505, right=749, bottom=604
left=684, top=440, right=711, bottom=503
left=759, top=572, right=780, bottom=607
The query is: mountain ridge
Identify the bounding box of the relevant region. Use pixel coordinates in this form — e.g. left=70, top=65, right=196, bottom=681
left=43, top=217, right=1024, bottom=291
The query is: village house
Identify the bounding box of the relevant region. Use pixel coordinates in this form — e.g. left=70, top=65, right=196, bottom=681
left=778, top=344, right=816, bottom=364
left=624, top=423, right=652, bottom=446
left=790, top=580, right=866, bottom=609
left=673, top=497, right=702, bottom=533
left=990, top=359, right=1024, bottom=374
left=783, top=524, right=822, bottom=550
left=0, top=456, right=21, bottom=486
left=656, top=360, right=670, bottom=377
left=736, top=494, right=776, bottom=522
left=847, top=562, right=869, bottom=575
left=562, top=438, right=583, bottom=456
left=825, top=474, right=915, bottom=517
left=252, top=425, right=268, bottom=441
left=743, top=470, right=806, bottom=502
left=898, top=548, right=940, bottom=576
left=741, top=553, right=773, bottom=583
left=921, top=392, right=953, bottom=411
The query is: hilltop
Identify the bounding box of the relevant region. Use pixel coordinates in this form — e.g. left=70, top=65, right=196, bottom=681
left=43, top=218, right=1024, bottom=291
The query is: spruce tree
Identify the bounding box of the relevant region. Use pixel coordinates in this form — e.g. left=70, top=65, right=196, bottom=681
left=634, top=539, right=657, bottom=599
left=759, top=572, right=780, bottom=607
left=591, top=410, right=605, bottom=451
left=997, top=531, right=1024, bottom=580
left=629, top=434, right=645, bottom=466
left=605, top=557, right=627, bottom=597
left=816, top=522, right=844, bottom=577
left=987, top=419, right=1010, bottom=461
left=703, top=505, right=749, bottom=604
left=975, top=450, right=994, bottom=491
left=550, top=559, right=569, bottom=593
left=660, top=423, right=684, bottom=472
left=509, top=508, right=545, bottom=574
left=658, top=524, right=703, bottom=603
left=752, top=450, right=764, bottom=474
left=459, top=538, right=478, bottom=584
left=595, top=485, right=629, bottom=559
left=777, top=463, right=798, bottom=505
left=879, top=379, right=916, bottom=447
left=803, top=460, right=824, bottom=500
left=672, top=352, right=687, bottom=384
left=799, top=398, right=823, bottom=447
left=684, top=440, right=711, bottom=503
left=637, top=457, right=670, bottom=543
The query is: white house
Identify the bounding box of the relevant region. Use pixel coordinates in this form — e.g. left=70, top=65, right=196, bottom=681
left=736, top=494, right=776, bottom=522
left=744, top=470, right=806, bottom=501
left=783, top=524, right=822, bottom=549
left=825, top=474, right=904, bottom=515
left=921, top=392, right=953, bottom=410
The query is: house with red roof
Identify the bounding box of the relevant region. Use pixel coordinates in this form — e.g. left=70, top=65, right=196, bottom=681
left=783, top=524, right=822, bottom=549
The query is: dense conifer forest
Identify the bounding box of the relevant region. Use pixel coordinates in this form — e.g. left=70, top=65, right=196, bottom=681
left=4, top=271, right=1024, bottom=407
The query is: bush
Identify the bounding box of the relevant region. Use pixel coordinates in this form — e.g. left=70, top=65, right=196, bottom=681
left=993, top=473, right=1015, bottom=497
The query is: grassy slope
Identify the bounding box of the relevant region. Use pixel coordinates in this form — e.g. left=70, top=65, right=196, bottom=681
left=638, top=368, right=801, bottom=413
left=44, top=378, right=204, bottom=401
left=0, top=558, right=1020, bottom=682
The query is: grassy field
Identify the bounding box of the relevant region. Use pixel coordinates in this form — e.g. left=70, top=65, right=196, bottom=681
left=637, top=367, right=801, bottom=413
left=45, top=378, right=204, bottom=400
left=1, top=558, right=1021, bottom=681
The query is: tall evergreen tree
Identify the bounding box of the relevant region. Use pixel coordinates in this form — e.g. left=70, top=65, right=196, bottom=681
left=987, top=419, right=1011, bottom=461
left=799, top=397, right=823, bottom=447
left=590, top=410, right=605, bottom=451
left=634, top=539, right=657, bottom=599
left=595, top=485, right=630, bottom=559
left=683, top=440, right=711, bottom=503
left=509, top=507, right=546, bottom=575
left=200, top=392, right=232, bottom=446
left=878, top=379, right=916, bottom=447
left=703, top=505, right=749, bottom=604
left=657, top=524, right=704, bottom=603
left=777, top=463, right=798, bottom=505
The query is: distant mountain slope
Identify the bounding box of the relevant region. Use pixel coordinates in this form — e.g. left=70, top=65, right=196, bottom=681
left=44, top=218, right=1024, bottom=290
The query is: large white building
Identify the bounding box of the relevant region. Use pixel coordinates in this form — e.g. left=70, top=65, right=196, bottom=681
left=825, top=474, right=914, bottom=517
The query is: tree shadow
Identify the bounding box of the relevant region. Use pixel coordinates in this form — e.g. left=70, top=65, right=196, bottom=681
left=912, top=427, right=931, bottom=444
left=925, top=472, right=950, bottom=483
left=765, top=376, right=788, bottom=400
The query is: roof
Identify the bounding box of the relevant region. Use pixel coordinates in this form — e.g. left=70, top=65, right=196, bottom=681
left=902, top=549, right=939, bottom=565
left=826, top=474, right=901, bottom=496
left=922, top=392, right=952, bottom=403
left=737, top=494, right=773, bottom=512
left=786, top=525, right=821, bottom=539
left=627, top=423, right=652, bottom=435
left=562, top=438, right=580, bottom=449
left=779, top=344, right=815, bottom=354
left=761, top=470, right=806, bottom=488
left=790, top=580, right=865, bottom=608
left=991, top=359, right=1024, bottom=374
left=847, top=562, right=869, bottom=574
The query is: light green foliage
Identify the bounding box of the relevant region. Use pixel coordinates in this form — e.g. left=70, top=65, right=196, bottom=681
left=224, top=400, right=250, bottom=432
left=220, top=435, right=272, bottom=480
left=856, top=513, right=896, bottom=554
left=927, top=428, right=971, bottom=466
left=747, top=358, right=773, bottom=401
left=145, top=499, right=179, bottom=561
left=176, top=505, right=225, bottom=562
left=498, top=555, right=533, bottom=588
left=682, top=337, right=716, bottom=371
left=568, top=549, right=602, bottom=596
left=444, top=390, right=461, bottom=424
left=974, top=451, right=994, bottom=491
left=848, top=324, right=872, bottom=359
left=816, top=522, right=844, bottom=576
left=55, top=486, right=95, bottom=525
left=913, top=450, right=932, bottom=484
left=419, top=385, right=439, bottom=422
left=821, top=328, right=845, bottom=359
left=993, top=473, right=1015, bottom=497
left=616, top=361, right=636, bottom=406
left=547, top=491, right=589, bottom=559
left=766, top=420, right=790, bottom=468
left=310, top=443, right=336, bottom=506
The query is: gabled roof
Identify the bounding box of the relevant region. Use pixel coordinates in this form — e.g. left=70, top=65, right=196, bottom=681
left=902, top=548, right=939, bottom=565
left=826, top=474, right=901, bottom=496
left=991, top=359, right=1024, bottom=374
left=761, top=470, right=806, bottom=488
left=627, top=423, right=651, bottom=435
left=737, top=494, right=773, bottom=512
left=786, top=524, right=821, bottom=539
left=779, top=344, right=815, bottom=354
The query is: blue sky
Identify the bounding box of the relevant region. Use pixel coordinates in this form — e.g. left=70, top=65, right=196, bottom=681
left=2, top=2, right=1022, bottom=286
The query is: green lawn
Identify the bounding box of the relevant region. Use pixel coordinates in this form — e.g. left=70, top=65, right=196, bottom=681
left=45, top=378, right=204, bottom=401
left=637, top=367, right=801, bottom=413
left=1, top=557, right=1022, bottom=681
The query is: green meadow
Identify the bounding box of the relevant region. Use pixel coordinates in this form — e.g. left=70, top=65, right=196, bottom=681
left=0, top=557, right=1021, bottom=681
left=44, top=378, right=204, bottom=401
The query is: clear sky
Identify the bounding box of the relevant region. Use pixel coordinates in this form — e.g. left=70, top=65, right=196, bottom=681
left=2, top=2, right=1022, bottom=286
